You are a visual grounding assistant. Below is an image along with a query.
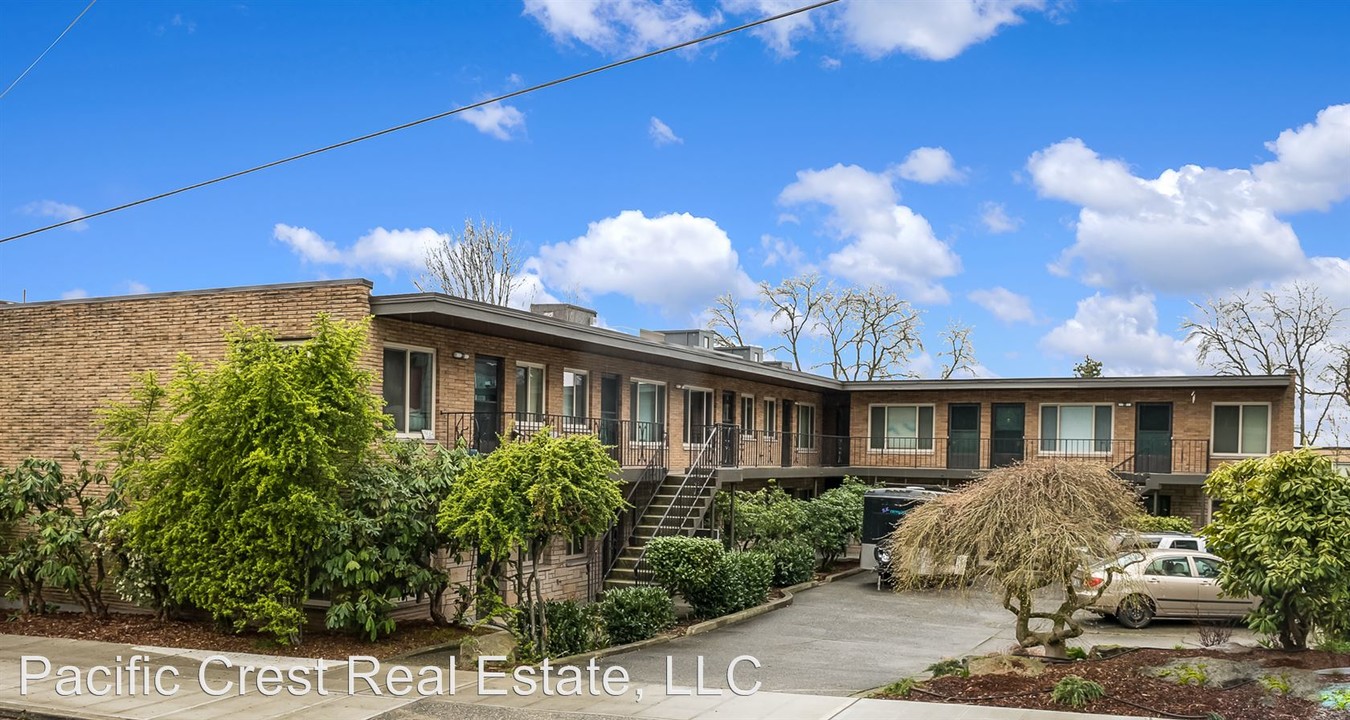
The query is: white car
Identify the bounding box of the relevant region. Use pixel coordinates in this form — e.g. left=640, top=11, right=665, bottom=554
left=1114, top=530, right=1207, bottom=553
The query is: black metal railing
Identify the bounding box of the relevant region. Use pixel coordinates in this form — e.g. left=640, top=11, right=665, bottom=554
left=446, top=411, right=667, bottom=468
left=602, top=454, right=666, bottom=578
left=634, top=426, right=721, bottom=585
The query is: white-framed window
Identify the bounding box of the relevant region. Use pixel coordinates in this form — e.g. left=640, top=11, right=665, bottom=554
left=763, top=398, right=778, bottom=439
left=562, top=369, right=588, bottom=421
left=1040, top=404, right=1113, bottom=453
left=629, top=379, right=667, bottom=443
left=740, top=395, right=756, bottom=436
left=796, top=403, right=816, bottom=450
left=382, top=345, right=435, bottom=437
left=1212, top=403, right=1270, bottom=456
left=868, top=404, right=935, bottom=451
left=515, top=363, right=546, bottom=423
left=683, top=386, right=714, bottom=446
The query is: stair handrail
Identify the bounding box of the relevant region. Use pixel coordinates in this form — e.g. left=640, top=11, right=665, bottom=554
left=631, top=426, right=722, bottom=584
left=604, top=452, right=667, bottom=577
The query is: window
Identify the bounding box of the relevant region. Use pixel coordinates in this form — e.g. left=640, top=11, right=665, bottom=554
left=629, top=380, right=666, bottom=443
left=1193, top=557, right=1221, bottom=579
left=1040, top=404, right=1113, bottom=453
left=684, top=387, right=714, bottom=445
left=869, top=405, right=935, bottom=451
left=1170, top=539, right=1201, bottom=551
left=383, top=347, right=434, bottom=435
left=796, top=404, right=816, bottom=450
left=740, top=396, right=756, bottom=435
left=566, top=534, right=587, bottom=557
left=515, top=364, right=546, bottom=422
left=763, top=399, right=777, bottom=438
left=1145, top=557, right=1193, bottom=577
left=562, top=370, right=588, bottom=421
left=1212, top=404, right=1269, bottom=455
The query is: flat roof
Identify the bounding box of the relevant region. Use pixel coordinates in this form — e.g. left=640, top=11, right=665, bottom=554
left=0, top=278, right=372, bottom=308
left=846, top=375, right=1293, bottom=391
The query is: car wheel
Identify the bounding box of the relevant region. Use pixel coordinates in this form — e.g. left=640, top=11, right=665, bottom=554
left=1116, top=595, right=1155, bottom=629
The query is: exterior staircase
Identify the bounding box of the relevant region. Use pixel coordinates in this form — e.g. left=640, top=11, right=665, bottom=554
left=604, top=428, right=722, bottom=590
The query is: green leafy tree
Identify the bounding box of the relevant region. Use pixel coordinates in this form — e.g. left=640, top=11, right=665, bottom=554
left=0, top=454, right=124, bottom=618
left=437, top=429, right=624, bottom=658
left=800, top=478, right=868, bottom=570
left=1202, top=449, right=1350, bottom=650
left=117, top=315, right=386, bottom=644
left=716, top=482, right=805, bottom=550
left=1074, top=355, right=1103, bottom=378
left=314, top=441, right=472, bottom=640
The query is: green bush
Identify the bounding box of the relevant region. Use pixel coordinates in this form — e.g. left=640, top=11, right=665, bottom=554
left=687, top=551, right=773, bottom=618
left=538, top=600, right=606, bottom=658
left=1128, top=514, right=1194, bottom=533
left=645, top=536, right=723, bottom=599
left=598, top=586, right=676, bottom=644
left=761, top=539, right=816, bottom=586
left=716, top=482, right=806, bottom=549
left=800, top=479, right=867, bottom=570
left=1051, top=675, right=1105, bottom=707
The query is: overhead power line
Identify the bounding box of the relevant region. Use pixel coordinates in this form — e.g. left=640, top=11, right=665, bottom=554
left=1, top=0, right=841, bottom=245
left=0, top=0, right=98, bottom=101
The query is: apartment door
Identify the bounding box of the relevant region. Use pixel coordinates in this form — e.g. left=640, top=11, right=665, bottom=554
left=1135, top=403, right=1173, bottom=474
left=599, top=374, right=620, bottom=456
left=719, top=390, right=738, bottom=467
left=991, top=403, right=1025, bottom=467
left=473, top=356, right=503, bottom=453
left=781, top=399, right=794, bottom=467
left=947, top=403, right=981, bottom=470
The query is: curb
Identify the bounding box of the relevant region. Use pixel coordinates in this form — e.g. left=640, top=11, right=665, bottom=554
left=387, top=627, right=502, bottom=663
left=548, top=564, right=865, bottom=666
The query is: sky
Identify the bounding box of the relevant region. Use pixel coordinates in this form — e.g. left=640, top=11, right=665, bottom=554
left=2, top=0, right=1348, bottom=380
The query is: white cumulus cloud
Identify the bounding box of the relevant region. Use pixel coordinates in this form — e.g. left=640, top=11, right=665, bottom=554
left=979, top=201, right=1021, bottom=234
left=1040, top=293, right=1197, bottom=376
left=532, top=210, right=756, bottom=312
left=968, top=287, right=1035, bottom=323
left=523, top=0, right=720, bottom=54
left=274, top=223, right=447, bottom=277
left=18, top=200, right=88, bottom=231
left=895, top=146, right=965, bottom=184
left=778, top=163, right=961, bottom=303
left=459, top=101, right=526, bottom=141
left=649, top=116, right=683, bottom=146
left=1027, top=103, right=1350, bottom=294
left=840, top=0, right=1045, bottom=61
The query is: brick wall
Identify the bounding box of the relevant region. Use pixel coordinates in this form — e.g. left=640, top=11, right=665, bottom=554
left=0, top=280, right=374, bottom=466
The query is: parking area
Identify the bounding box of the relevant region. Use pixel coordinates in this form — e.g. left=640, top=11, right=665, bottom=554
left=599, top=573, right=1256, bottom=696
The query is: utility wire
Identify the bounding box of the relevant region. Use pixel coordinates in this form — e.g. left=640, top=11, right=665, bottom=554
left=0, top=0, right=98, bottom=101
left=1, top=0, right=841, bottom=245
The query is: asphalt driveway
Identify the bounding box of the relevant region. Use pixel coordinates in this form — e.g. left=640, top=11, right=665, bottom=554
left=599, top=574, right=1010, bottom=697
left=597, top=573, right=1256, bottom=697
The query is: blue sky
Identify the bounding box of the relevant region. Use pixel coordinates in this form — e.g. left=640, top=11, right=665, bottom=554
left=3, top=0, right=1348, bottom=379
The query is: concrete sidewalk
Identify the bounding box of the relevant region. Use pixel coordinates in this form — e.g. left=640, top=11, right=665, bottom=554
left=0, top=633, right=1154, bottom=720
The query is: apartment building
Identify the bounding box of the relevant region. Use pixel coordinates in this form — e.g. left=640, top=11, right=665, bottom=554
left=0, top=279, right=1295, bottom=601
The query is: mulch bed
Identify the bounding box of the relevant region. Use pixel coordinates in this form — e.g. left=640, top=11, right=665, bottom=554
left=878, top=647, right=1350, bottom=720
left=1, top=612, right=476, bottom=660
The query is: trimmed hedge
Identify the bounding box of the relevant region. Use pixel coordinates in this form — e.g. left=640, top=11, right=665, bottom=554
left=761, top=539, right=816, bottom=586
left=644, top=536, right=774, bottom=619
left=645, top=536, right=723, bottom=599
left=540, top=600, right=607, bottom=657
left=598, top=586, right=676, bottom=644
left=1128, top=514, right=1194, bottom=533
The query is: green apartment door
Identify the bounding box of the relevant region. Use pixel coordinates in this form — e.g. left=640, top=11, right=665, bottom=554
left=1135, top=403, right=1173, bottom=473
left=947, top=403, right=981, bottom=470
left=991, top=403, right=1025, bottom=467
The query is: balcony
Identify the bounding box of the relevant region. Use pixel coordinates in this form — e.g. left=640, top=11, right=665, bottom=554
left=445, top=414, right=1215, bottom=477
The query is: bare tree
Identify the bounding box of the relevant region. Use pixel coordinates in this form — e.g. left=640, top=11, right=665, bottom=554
left=760, top=273, right=829, bottom=372
left=415, top=218, right=523, bottom=306
left=887, top=460, right=1142, bottom=658
left=937, top=321, right=977, bottom=380
left=706, top=292, right=747, bottom=347
left=1182, top=283, right=1345, bottom=446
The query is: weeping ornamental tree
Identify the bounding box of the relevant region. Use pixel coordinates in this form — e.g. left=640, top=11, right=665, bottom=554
left=886, top=460, right=1140, bottom=658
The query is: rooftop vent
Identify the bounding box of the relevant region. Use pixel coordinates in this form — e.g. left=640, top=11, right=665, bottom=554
left=649, top=329, right=718, bottom=349
left=529, top=303, right=597, bottom=327
left=761, top=359, right=794, bottom=370
left=714, top=345, right=764, bottom=363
